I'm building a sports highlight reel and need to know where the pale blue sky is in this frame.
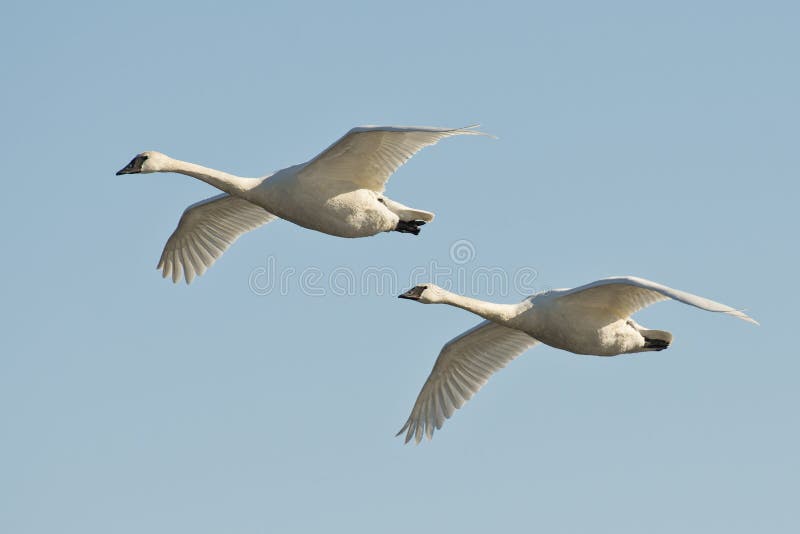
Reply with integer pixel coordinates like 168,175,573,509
1,1,798,533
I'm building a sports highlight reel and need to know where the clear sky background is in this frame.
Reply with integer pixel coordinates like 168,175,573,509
1,1,797,532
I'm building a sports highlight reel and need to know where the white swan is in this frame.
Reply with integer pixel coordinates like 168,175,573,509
116,125,489,283
396,276,757,443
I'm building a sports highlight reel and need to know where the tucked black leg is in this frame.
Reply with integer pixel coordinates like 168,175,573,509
644,337,670,351
394,220,426,235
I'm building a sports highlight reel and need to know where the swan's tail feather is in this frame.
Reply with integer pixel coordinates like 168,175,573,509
381,197,435,223
402,208,435,223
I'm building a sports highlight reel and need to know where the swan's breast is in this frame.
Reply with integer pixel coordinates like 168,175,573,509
525,305,640,356
252,183,396,238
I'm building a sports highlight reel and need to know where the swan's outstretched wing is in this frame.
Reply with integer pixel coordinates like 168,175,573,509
158,194,276,284
397,321,539,444
298,125,490,192
555,276,758,324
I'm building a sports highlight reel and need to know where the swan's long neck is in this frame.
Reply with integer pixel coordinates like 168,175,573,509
438,291,523,324
164,158,260,195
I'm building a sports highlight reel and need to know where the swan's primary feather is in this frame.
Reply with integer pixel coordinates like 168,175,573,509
298,125,490,192
397,320,539,444
158,194,276,284
556,276,758,324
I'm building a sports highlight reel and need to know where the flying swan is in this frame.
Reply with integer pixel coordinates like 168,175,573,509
395,276,757,443
116,125,489,283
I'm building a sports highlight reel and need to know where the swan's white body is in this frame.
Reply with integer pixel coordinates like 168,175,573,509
396,276,757,443
117,125,489,283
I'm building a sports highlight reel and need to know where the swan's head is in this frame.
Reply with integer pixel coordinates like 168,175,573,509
398,284,447,304
116,151,171,175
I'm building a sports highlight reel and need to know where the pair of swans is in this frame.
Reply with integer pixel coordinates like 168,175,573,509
118,125,757,444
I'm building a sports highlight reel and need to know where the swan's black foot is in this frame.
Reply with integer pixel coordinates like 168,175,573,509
644,338,670,351
394,220,426,235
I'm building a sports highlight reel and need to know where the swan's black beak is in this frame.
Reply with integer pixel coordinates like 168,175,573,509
398,286,425,300
116,155,148,175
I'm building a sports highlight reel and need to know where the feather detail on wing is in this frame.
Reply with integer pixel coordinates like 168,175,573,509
158,194,276,284
298,125,491,192
556,276,758,324
397,321,539,444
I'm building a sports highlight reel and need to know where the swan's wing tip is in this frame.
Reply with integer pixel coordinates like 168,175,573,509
730,310,759,325
458,124,496,138
395,421,425,445
395,423,412,444
709,305,758,325
156,259,176,281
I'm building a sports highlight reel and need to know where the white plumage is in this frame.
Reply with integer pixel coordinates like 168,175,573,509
117,125,489,283
397,321,539,444
397,276,757,443
157,194,277,284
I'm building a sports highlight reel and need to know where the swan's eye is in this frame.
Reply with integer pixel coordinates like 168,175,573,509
128,155,148,170
116,155,149,175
